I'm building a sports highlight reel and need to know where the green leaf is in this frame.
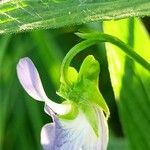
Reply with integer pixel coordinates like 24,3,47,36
103,18,150,150
0,0,150,34
108,134,128,150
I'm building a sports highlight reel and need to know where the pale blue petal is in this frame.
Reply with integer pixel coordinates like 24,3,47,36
41,105,90,150
41,123,55,150
42,105,108,150
54,116,85,150
17,57,48,101
17,57,71,115
41,117,85,150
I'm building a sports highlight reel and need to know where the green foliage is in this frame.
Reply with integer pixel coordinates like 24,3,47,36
0,1,150,148
103,18,150,150
0,0,150,34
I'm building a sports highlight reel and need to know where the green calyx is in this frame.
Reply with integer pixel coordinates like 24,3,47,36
57,55,109,136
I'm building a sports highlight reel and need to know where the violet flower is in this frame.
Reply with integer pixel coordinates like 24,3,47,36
17,55,109,150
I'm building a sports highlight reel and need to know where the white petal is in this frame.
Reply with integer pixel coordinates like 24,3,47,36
41,104,108,150
96,109,109,150
17,57,71,115
41,110,90,150
82,108,108,150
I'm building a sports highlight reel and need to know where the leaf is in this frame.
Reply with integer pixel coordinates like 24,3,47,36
108,134,128,150
103,18,150,150
0,0,150,34
0,35,10,67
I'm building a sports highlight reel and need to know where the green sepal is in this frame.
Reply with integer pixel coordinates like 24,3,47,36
60,66,78,84
57,67,79,120
80,103,99,136
77,55,110,118
57,66,78,100
78,55,100,83
58,55,109,135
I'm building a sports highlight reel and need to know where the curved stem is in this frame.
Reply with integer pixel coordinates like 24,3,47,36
61,32,150,85
61,39,97,85
97,33,150,72
76,32,150,71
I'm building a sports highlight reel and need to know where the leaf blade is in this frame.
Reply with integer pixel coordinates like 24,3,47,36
0,0,150,34
103,18,150,150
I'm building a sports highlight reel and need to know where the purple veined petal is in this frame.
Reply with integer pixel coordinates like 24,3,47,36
43,104,108,150
41,105,93,150
17,57,71,115
82,107,108,150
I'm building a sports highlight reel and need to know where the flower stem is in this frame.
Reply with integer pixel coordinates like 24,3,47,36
61,32,150,85
97,33,150,72
61,40,97,85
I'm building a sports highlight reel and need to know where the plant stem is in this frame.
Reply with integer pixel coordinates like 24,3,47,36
61,33,150,85
61,40,97,85
98,33,150,72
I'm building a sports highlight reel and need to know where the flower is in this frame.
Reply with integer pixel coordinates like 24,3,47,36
16,55,109,150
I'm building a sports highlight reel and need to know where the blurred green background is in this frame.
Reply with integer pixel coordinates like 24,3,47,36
0,18,149,150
